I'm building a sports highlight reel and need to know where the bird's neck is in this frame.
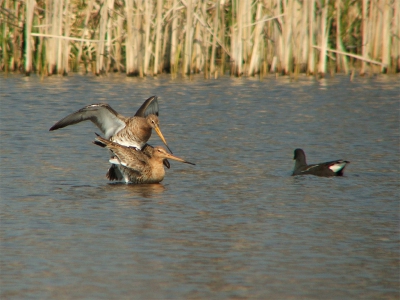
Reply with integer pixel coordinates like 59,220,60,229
294,159,307,170
127,118,152,144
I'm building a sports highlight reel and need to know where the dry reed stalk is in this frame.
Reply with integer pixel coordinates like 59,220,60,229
8,0,20,71
242,0,251,69
299,0,309,72
313,46,387,67
381,0,391,72
115,14,124,72
3,1,14,72
96,1,108,75
170,0,179,75
76,0,95,72
44,0,50,72
366,0,375,73
191,2,201,73
37,26,45,74
219,0,226,75
291,0,303,75
231,0,243,76
25,0,35,75
336,0,349,74
360,0,369,75
317,2,329,76
154,0,163,75
307,0,316,74
46,0,58,74
248,2,262,76
393,0,400,71
193,14,202,73
106,0,115,72
201,0,209,75
371,0,382,63
59,0,71,75
97,0,115,74
270,1,281,73
136,0,144,77
237,0,244,76
210,2,219,76
203,1,211,79
143,0,152,75
229,1,236,75
2,0,9,72
125,0,135,75
183,0,193,75
30,33,101,43
282,0,294,75
56,0,64,74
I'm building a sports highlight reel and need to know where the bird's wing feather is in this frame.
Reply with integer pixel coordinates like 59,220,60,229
326,160,348,172
134,96,159,117
302,160,348,173
302,164,319,172
49,104,126,139
110,147,148,173
94,135,151,174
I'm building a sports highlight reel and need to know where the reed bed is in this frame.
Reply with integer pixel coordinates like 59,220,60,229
1,0,399,77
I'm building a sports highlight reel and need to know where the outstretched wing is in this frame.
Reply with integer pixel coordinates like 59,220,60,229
134,96,159,117
49,104,126,139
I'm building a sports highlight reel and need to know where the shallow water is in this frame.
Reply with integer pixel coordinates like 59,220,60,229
1,73,399,299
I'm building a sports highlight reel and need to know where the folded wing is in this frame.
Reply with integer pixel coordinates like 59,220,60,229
94,134,148,173
327,160,349,173
111,148,147,173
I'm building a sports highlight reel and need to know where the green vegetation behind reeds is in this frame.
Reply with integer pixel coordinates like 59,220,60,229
1,0,399,77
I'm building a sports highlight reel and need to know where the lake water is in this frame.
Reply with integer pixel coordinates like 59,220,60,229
0,73,399,299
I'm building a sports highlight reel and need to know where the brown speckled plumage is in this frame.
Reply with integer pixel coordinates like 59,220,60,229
93,135,195,184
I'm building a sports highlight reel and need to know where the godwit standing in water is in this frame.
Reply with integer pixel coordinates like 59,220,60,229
292,148,350,176
93,134,195,184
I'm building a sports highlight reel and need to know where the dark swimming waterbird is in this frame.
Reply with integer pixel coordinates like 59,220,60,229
49,96,172,152
93,134,195,184
292,148,350,177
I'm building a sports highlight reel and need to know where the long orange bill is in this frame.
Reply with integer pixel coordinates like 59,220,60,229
154,126,173,154
164,153,195,166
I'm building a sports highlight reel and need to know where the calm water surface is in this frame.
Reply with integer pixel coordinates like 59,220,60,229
0,73,399,299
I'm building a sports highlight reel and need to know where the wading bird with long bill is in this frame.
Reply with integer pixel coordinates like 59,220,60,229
93,134,195,184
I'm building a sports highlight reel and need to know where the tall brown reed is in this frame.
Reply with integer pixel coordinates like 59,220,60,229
1,0,399,76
